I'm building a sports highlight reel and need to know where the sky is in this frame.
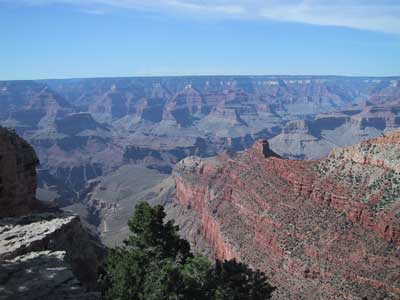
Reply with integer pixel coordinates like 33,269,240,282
1,0,400,80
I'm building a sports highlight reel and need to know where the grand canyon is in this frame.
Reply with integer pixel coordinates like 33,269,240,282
3,0,400,298
1,76,400,299
1,76,400,237
172,133,400,299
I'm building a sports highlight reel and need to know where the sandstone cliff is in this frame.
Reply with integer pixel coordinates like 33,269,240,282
173,134,400,300
0,127,105,300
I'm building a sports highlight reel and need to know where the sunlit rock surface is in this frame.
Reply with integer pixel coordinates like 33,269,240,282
173,131,400,300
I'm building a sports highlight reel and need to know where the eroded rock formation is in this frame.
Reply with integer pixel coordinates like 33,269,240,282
173,132,400,300
0,127,105,300
1,76,399,243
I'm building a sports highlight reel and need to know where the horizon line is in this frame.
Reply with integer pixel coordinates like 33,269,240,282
2,74,400,82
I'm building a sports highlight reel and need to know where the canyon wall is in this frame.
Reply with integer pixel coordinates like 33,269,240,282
173,134,400,300
1,77,399,244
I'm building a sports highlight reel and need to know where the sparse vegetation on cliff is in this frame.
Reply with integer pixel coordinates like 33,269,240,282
100,202,275,300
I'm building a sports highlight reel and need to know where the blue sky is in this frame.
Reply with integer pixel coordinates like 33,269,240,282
1,0,399,80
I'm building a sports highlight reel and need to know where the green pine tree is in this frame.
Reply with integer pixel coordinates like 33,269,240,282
100,202,275,300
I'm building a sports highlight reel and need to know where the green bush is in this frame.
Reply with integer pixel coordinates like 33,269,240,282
100,202,275,300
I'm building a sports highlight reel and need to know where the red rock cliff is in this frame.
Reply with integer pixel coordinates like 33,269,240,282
173,133,400,300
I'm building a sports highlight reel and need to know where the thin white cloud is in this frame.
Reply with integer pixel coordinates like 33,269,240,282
166,1,245,15
81,9,105,15
6,0,400,33
260,0,400,34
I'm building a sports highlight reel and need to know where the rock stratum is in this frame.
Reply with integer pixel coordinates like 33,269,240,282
0,127,105,300
1,76,400,245
172,132,400,300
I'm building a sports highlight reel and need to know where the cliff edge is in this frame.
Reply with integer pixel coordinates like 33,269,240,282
0,127,105,300
173,131,400,300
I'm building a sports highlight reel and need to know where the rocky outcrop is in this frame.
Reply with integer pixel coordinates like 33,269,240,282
0,127,105,300
0,251,100,300
173,132,400,300
250,139,281,159
269,119,334,160
0,127,40,217
0,213,105,293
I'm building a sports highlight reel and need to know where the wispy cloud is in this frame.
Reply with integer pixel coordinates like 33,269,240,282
7,0,400,33
81,8,105,15
260,0,400,34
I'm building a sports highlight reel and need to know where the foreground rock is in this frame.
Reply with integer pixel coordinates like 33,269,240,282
0,127,105,300
172,133,400,300
0,251,99,300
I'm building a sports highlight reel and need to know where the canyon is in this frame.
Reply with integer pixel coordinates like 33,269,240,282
1,75,400,299
0,76,400,244
172,131,400,300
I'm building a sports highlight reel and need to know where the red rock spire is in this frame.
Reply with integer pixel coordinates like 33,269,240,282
251,139,281,159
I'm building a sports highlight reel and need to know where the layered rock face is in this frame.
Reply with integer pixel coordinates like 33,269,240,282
269,119,335,160
270,99,400,160
0,127,105,300
173,133,400,300
2,76,399,245
0,213,105,299
3,77,396,199
269,80,400,160
0,81,72,132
